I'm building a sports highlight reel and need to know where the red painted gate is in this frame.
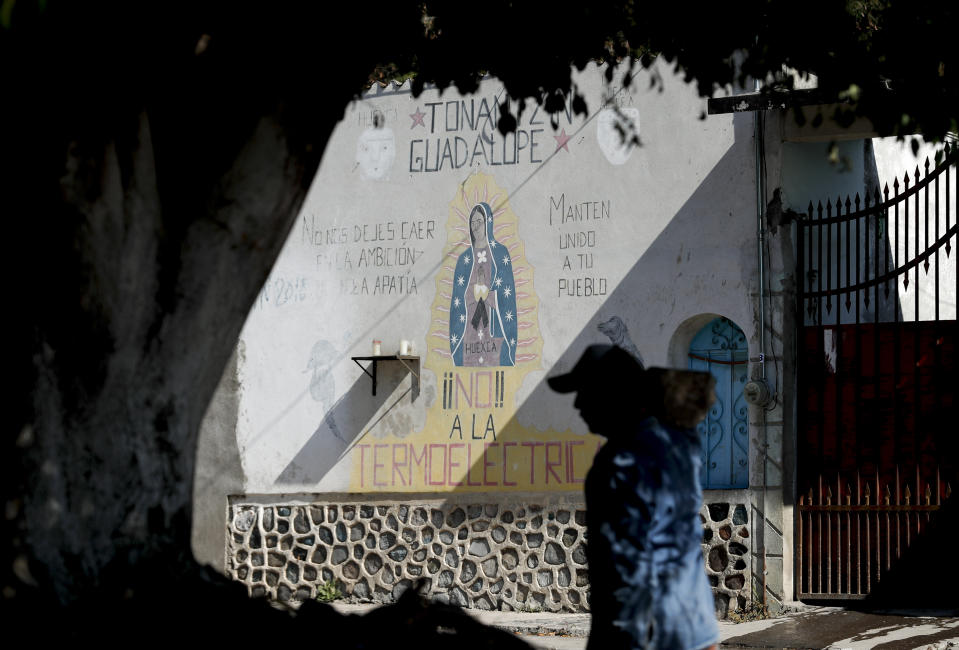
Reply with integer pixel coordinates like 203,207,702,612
795,144,957,599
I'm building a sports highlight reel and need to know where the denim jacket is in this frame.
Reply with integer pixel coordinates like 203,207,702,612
585,416,719,650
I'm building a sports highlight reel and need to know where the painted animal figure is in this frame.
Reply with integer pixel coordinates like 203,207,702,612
598,315,645,368
306,339,337,408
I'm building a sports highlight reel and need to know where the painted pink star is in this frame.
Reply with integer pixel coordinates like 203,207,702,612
553,128,571,152
410,108,426,129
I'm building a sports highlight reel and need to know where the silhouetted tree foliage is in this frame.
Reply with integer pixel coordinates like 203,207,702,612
1,0,954,640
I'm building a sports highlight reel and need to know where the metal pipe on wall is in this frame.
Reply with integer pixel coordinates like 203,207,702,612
754,100,769,608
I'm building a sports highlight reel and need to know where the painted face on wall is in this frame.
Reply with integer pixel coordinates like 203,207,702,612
356,126,396,180
596,108,640,166
470,208,486,244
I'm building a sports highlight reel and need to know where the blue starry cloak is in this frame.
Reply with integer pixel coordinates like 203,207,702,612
449,202,518,366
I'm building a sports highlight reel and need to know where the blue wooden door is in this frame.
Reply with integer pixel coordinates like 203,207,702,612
688,317,748,488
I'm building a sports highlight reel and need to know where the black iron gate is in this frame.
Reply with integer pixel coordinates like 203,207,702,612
795,143,957,599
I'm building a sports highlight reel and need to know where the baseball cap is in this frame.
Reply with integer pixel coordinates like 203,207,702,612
548,344,716,429
546,344,642,393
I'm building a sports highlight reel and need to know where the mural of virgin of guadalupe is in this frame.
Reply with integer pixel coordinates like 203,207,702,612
449,202,518,366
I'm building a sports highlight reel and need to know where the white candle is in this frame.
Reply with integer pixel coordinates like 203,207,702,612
399,340,409,355
372,340,381,356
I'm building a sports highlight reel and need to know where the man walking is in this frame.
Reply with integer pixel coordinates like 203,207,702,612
548,345,719,650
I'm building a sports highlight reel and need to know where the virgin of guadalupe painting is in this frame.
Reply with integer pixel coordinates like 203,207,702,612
449,202,518,366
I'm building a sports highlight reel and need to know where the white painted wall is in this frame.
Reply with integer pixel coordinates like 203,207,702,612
232,61,763,497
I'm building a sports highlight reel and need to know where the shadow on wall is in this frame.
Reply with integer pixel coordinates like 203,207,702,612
438,110,758,493
274,110,760,493
275,362,417,485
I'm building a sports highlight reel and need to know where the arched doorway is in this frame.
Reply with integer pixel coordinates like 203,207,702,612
688,316,748,489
